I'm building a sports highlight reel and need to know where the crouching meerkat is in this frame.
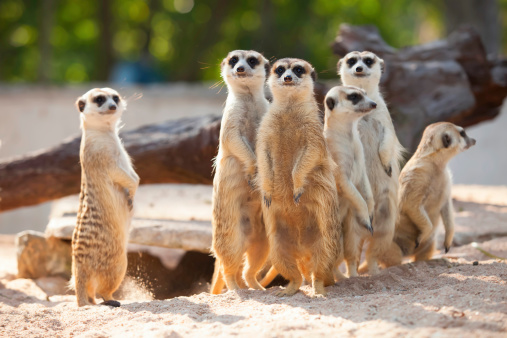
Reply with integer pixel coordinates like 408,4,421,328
323,86,376,277
338,51,404,275
210,50,271,294
380,122,476,266
256,58,342,297
72,88,139,307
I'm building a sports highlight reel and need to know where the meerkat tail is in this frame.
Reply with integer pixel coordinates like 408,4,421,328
260,265,279,287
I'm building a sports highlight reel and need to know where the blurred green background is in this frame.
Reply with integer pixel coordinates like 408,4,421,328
1,0,505,83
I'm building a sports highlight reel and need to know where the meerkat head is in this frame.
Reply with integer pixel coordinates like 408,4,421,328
324,86,377,122
76,88,126,130
419,122,476,159
338,51,384,88
268,58,316,99
221,50,270,91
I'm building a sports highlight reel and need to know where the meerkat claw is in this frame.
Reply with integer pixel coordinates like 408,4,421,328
415,239,420,249
385,165,392,177
444,245,450,253
294,192,302,204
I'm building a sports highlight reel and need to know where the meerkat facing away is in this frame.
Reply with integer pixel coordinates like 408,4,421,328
210,50,271,294
380,122,476,266
256,58,342,297
71,88,139,307
338,51,404,275
323,86,376,277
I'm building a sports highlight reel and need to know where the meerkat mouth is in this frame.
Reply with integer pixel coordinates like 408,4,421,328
100,110,117,115
354,73,369,77
281,82,297,86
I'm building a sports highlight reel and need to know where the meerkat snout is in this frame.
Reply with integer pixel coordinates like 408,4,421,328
284,74,292,83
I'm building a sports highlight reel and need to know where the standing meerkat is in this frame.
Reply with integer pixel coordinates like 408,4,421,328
257,58,342,297
380,122,476,266
338,51,404,275
323,86,376,277
72,88,139,307
210,50,271,294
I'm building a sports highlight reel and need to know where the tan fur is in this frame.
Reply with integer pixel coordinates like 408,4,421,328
380,122,476,266
338,51,404,275
323,86,376,277
211,50,271,294
256,58,342,297
71,88,139,307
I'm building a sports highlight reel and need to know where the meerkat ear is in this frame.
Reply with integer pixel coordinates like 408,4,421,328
337,59,343,75
325,97,336,111
378,57,385,74
311,69,317,82
264,58,271,79
442,133,452,148
76,97,86,112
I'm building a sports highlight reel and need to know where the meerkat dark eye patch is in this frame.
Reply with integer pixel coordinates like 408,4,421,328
292,65,306,78
346,93,362,105
442,133,452,148
326,97,336,111
247,57,259,68
275,66,285,77
113,95,120,104
347,58,357,67
460,130,466,137
93,95,106,107
77,99,86,112
229,56,239,66
363,57,375,67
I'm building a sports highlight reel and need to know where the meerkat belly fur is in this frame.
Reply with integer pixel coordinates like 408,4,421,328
323,86,377,277
256,58,342,297
72,88,139,307
338,51,404,274
380,122,476,265
210,50,271,294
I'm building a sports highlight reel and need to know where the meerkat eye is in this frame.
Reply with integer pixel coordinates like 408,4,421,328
347,93,362,104
113,95,120,104
364,58,374,66
460,130,466,137
347,58,357,67
293,66,305,77
229,56,239,66
247,57,258,67
94,95,105,105
275,66,285,75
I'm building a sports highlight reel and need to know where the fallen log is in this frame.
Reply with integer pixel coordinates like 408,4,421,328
0,115,221,212
332,24,507,151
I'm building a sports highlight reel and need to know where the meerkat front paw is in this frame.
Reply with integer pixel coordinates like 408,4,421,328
262,192,272,208
384,164,392,177
293,187,304,205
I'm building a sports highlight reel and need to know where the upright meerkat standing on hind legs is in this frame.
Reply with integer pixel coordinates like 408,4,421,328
210,50,271,294
72,88,140,307
338,51,404,275
323,86,376,277
380,122,476,266
257,58,342,297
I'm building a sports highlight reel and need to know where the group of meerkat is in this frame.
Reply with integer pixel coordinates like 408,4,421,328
211,50,476,297
67,49,476,306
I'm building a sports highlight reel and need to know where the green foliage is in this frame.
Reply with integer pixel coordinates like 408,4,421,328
0,0,502,83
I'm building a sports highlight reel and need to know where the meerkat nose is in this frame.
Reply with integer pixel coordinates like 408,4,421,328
236,66,245,73
356,66,363,73
371,102,377,109
284,75,292,82
109,104,117,110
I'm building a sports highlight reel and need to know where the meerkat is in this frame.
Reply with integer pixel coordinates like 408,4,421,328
323,86,377,277
256,58,342,297
210,50,271,294
71,88,139,307
379,122,476,266
338,51,404,275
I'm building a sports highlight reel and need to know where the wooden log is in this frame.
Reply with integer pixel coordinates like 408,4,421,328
0,115,221,212
332,24,507,151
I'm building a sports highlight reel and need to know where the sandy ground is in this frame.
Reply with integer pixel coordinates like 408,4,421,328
1,187,506,337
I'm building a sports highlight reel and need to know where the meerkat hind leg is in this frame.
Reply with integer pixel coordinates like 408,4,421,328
244,239,269,290
413,239,436,262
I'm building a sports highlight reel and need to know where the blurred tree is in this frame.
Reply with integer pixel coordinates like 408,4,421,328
0,0,504,83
